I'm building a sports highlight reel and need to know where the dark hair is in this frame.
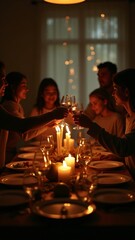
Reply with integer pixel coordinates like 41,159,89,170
89,87,115,111
97,61,117,75
1,71,26,101
113,68,135,111
0,61,5,72
34,78,60,111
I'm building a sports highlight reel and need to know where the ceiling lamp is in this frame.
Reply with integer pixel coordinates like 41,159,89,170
43,0,85,4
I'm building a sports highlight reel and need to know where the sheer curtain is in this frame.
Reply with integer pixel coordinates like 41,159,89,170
39,1,129,108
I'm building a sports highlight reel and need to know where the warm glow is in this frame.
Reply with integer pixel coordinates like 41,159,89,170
65,125,71,134
63,160,67,167
43,0,85,4
55,125,60,132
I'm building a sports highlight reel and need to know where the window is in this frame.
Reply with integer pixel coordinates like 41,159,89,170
40,2,129,108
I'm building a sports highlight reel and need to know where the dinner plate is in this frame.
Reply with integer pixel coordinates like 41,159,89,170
32,198,96,219
89,160,124,170
0,173,37,186
97,173,131,186
93,188,135,205
6,161,33,172
17,152,36,160
0,190,29,207
19,146,39,152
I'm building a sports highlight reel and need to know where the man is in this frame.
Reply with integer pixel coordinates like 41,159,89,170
84,61,124,119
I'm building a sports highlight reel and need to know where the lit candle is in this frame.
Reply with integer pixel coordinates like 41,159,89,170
64,125,71,152
69,138,74,150
56,126,61,155
60,123,64,148
58,160,71,182
65,154,75,175
64,138,75,151
66,132,70,150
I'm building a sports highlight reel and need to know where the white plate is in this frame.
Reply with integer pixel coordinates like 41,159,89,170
89,160,124,170
6,161,33,171
32,198,96,219
93,188,135,205
19,146,39,152
17,152,35,160
0,190,29,207
0,173,37,186
97,173,131,186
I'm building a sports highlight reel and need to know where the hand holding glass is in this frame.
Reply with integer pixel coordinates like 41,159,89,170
72,102,84,130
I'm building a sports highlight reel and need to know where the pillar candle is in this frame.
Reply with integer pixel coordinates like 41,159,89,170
65,154,75,175
64,138,75,151
60,124,64,148
58,160,71,182
65,132,70,151
56,126,62,155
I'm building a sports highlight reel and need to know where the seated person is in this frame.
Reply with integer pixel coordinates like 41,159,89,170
0,72,68,164
30,78,60,143
30,78,74,143
89,87,125,137
73,68,135,180
84,61,125,120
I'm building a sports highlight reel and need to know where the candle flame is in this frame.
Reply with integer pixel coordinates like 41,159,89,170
61,122,64,128
63,160,67,167
66,125,71,134
56,125,60,132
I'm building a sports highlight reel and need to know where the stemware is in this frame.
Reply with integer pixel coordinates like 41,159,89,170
72,102,84,130
75,172,97,205
33,147,51,193
77,138,93,173
60,94,75,126
40,135,55,155
61,94,73,110
23,168,41,209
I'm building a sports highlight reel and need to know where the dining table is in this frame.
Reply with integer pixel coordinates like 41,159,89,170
0,143,135,240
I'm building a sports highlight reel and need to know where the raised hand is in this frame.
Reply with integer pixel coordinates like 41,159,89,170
73,113,92,129
52,106,68,120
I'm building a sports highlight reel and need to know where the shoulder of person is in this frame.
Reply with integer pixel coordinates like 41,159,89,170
29,107,39,116
2,100,18,111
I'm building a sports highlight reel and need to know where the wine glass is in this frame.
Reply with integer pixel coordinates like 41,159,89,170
33,148,51,193
60,94,74,126
61,95,73,109
72,102,84,130
23,168,41,209
78,138,93,173
40,135,55,155
75,137,93,172
75,172,97,205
